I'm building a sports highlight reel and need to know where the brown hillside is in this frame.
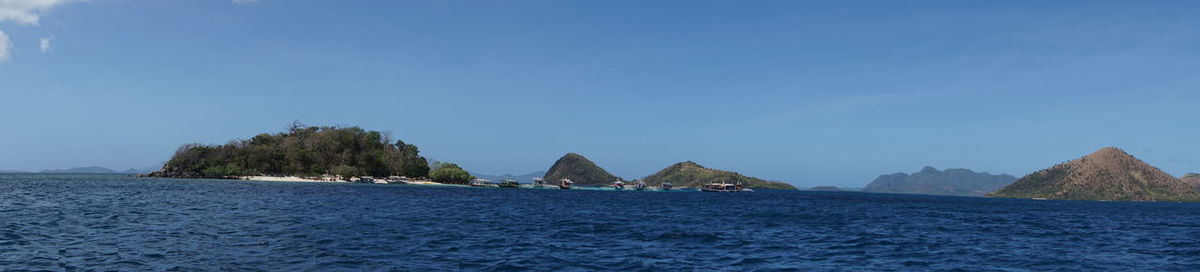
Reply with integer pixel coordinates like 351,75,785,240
990,147,1197,201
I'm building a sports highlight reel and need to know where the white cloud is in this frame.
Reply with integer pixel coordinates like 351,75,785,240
232,0,258,4
0,0,75,62
0,0,71,25
38,36,48,52
0,29,10,62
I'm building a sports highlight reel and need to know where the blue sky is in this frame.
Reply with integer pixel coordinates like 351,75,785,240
1,1,1198,187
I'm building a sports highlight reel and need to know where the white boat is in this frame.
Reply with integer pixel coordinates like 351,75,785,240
701,182,751,192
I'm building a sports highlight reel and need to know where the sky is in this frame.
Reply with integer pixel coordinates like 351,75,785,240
1,0,1199,187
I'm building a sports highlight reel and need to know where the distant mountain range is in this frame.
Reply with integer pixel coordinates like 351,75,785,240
989,147,1198,202
470,171,546,183
642,161,796,190
864,166,1016,196
0,165,161,174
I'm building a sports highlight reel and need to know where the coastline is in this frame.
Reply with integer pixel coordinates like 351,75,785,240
239,176,340,183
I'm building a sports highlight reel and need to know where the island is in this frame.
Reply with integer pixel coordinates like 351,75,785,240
863,166,1016,196
988,147,1199,202
541,153,624,186
144,124,466,182
641,161,796,190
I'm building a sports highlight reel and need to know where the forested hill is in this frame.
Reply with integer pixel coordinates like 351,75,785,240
148,124,430,179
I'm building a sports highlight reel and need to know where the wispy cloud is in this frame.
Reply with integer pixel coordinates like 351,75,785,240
38,36,48,52
0,0,72,25
232,0,259,4
0,29,10,62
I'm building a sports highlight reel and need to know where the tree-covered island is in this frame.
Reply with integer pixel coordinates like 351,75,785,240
146,123,476,182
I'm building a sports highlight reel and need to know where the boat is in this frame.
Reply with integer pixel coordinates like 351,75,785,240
532,177,557,188
701,182,752,192
355,176,375,184
499,179,520,188
470,178,495,187
558,178,574,189
611,180,625,190
633,180,648,191
661,182,673,191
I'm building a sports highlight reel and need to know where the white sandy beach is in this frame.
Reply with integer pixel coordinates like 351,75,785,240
240,176,341,183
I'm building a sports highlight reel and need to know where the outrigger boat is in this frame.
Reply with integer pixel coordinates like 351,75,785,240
498,179,520,188
558,178,574,189
470,178,495,187
611,180,625,190
532,178,557,188
701,182,753,192
633,180,648,191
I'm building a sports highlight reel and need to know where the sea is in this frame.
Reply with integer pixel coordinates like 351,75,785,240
2,174,1199,271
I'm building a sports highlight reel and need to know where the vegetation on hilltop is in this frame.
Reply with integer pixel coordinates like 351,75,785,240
149,123,430,179
541,153,622,186
641,161,796,190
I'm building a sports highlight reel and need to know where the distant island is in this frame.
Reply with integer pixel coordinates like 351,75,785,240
146,124,437,181
642,161,796,190
863,166,1016,196
989,147,1199,202
0,165,160,174
470,171,546,183
807,186,847,191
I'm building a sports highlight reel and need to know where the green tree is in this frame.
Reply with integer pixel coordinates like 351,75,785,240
429,163,473,184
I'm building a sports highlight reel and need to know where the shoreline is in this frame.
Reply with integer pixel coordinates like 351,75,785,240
239,176,340,183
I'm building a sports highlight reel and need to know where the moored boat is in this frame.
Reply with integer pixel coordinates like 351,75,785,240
611,180,625,190
499,179,520,188
661,182,673,191
559,178,574,189
701,182,751,192
633,180,648,191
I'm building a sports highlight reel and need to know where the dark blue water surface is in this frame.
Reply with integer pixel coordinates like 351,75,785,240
3,174,1200,271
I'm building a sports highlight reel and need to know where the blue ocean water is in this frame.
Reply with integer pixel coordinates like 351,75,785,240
1,174,1199,271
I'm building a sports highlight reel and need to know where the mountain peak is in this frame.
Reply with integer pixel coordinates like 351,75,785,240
919,166,940,173
1084,147,1132,160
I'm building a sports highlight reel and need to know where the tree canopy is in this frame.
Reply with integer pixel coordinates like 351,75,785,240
429,163,473,184
151,123,430,179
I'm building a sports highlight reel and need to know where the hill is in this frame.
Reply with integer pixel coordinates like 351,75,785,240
541,153,622,186
808,186,845,191
41,166,119,174
641,161,796,190
863,166,1016,196
989,147,1198,201
471,171,546,183
148,124,430,179
1183,173,1200,191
